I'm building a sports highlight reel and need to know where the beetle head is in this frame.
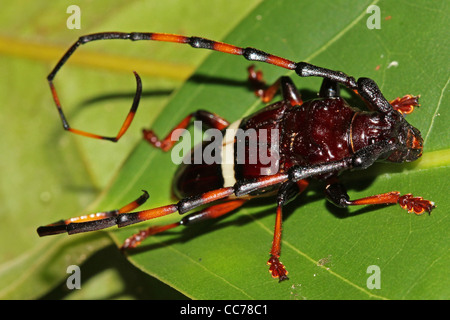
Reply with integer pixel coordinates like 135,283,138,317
386,115,423,163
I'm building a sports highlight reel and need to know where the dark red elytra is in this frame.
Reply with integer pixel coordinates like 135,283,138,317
38,32,435,282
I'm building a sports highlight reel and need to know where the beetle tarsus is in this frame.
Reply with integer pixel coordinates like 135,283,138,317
389,94,420,115
268,255,289,282
397,194,436,215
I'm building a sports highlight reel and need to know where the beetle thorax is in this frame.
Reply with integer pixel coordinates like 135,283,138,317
349,111,395,154
280,97,357,168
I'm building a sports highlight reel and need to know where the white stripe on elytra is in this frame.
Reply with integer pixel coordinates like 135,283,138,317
221,119,242,187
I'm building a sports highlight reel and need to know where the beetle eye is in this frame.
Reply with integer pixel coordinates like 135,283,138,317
404,127,423,161
406,128,423,150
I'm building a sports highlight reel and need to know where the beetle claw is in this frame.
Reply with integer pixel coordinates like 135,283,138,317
389,94,420,115
268,255,289,282
397,194,436,215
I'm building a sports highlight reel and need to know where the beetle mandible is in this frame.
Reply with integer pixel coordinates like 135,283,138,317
37,32,435,281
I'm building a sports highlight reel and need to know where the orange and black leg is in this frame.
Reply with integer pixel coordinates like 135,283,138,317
121,199,247,249
268,179,309,282
247,65,303,106
142,109,229,151
325,180,435,215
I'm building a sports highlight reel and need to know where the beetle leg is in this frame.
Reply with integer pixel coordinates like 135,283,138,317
325,181,435,215
143,109,230,151
121,199,247,250
247,64,266,94
347,192,435,215
389,94,420,115
268,180,309,282
247,66,302,106
319,78,341,98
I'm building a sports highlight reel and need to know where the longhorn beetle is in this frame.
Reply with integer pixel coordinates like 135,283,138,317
37,32,435,281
